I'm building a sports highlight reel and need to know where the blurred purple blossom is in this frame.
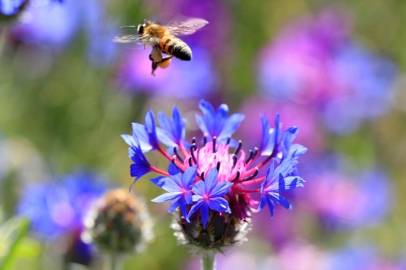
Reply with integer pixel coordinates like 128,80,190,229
116,45,216,98
17,170,109,241
299,154,392,229
258,8,397,134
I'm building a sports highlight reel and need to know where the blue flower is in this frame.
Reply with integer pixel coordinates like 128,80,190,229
0,0,27,16
17,170,108,241
151,164,197,222
257,158,305,218
195,100,245,143
188,168,233,229
156,106,186,149
121,135,151,186
130,110,160,153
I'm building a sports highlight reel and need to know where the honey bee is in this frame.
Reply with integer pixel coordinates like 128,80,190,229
114,18,208,75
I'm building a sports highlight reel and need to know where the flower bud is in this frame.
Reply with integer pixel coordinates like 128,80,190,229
83,189,153,254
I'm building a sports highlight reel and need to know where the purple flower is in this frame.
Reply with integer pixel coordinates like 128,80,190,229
151,164,197,221
258,157,305,218
157,106,186,149
17,170,108,241
188,168,233,229
196,100,245,143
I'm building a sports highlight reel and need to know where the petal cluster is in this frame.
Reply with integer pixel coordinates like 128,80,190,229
122,100,306,227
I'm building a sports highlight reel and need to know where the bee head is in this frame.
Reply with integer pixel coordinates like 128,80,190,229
137,19,151,36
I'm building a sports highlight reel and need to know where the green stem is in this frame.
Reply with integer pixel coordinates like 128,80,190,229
110,253,117,270
201,253,216,270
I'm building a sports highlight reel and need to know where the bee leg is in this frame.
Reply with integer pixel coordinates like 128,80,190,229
151,61,159,76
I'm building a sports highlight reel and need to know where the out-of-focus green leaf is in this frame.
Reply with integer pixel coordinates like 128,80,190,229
0,216,30,270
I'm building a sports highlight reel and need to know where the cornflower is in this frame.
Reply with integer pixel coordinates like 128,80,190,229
123,100,307,270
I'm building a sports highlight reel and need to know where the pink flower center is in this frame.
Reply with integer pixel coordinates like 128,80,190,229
184,143,247,183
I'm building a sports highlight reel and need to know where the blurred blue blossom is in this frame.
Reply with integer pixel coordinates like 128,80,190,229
17,170,108,241
0,0,27,17
258,8,398,134
9,0,117,64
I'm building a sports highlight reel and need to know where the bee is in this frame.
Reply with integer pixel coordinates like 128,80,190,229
114,18,208,75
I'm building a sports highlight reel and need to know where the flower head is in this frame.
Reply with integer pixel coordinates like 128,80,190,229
83,189,153,254
122,100,306,249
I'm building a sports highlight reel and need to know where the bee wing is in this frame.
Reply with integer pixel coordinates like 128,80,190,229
165,18,208,36
113,34,140,43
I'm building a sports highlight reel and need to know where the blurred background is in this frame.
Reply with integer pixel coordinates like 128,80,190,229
0,0,405,269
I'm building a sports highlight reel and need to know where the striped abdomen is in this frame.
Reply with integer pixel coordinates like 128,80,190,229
158,35,192,61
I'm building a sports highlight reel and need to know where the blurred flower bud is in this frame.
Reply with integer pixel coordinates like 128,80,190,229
83,189,153,254
172,210,251,253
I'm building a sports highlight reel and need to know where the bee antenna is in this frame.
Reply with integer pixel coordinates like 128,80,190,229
120,25,137,29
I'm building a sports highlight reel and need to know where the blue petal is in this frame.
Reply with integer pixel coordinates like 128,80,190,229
279,175,305,191
172,106,185,142
192,181,205,196
188,200,203,219
257,195,268,212
200,203,209,229
269,193,292,210
168,162,182,176
218,113,245,141
260,114,275,156
151,192,182,203
178,198,190,222
121,134,136,146
184,192,193,204
196,114,209,135
199,100,216,117
157,128,177,148
288,144,308,159
192,194,203,201
208,197,231,213
266,196,275,217
132,123,153,152
144,110,160,149
273,156,298,179
204,168,219,194
281,127,299,159
210,181,233,197
168,197,181,213
182,166,197,188
130,163,150,179
161,178,184,193
150,176,167,188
